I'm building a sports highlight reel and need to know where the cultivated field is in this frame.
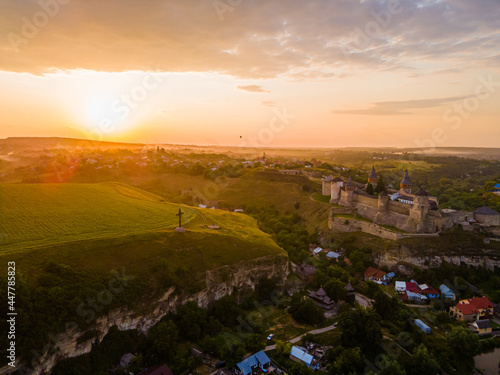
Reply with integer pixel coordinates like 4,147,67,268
0,182,197,252
0,182,286,283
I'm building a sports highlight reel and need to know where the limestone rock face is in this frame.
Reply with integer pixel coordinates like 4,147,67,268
13,255,288,375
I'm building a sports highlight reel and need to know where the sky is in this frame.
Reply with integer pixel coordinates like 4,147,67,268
0,0,499,148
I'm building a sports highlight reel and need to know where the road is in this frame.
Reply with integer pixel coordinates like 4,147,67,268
355,292,373,308
264,324,337,351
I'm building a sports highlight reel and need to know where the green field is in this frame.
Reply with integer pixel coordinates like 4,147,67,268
0,182,287,281
0,182,198,252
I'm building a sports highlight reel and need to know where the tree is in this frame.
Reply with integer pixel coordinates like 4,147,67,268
275,340,293,356
331,347,364,375
447,326,479,357
175,301,207,341
373,291,399,320
289,296,324,325
213,295,241,326
245,333,265,353
147,320,179,361
376,174,386,193
407,344,439,375
324,279,347,302
377,355,406,375
366,183,375,196
337,307,382,350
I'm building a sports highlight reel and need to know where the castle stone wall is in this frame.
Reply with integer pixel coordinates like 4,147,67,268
329,217,402,240
353,193,378,207
387,200,411,215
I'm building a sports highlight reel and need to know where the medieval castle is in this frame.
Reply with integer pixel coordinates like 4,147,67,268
323,167,500,235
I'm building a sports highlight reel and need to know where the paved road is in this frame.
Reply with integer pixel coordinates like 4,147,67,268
355,293,373,308
264,324,337,351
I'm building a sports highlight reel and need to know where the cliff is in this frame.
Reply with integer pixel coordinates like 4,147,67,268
5,254,288,375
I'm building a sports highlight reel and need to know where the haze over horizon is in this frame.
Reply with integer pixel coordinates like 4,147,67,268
1,0,499,148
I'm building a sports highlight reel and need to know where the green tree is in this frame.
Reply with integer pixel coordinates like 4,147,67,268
407,344,439,375
324,279,347,302
376,174,386,193
331,347,364,375
214,295,241,326
289,296,324,325
447,326,480,357
378,355,406,375
147,320,179,362
275,340,293,356
366,183,375,195
338,307,382,350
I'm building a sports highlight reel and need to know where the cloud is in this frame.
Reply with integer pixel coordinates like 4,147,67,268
262,100,276,107
237,85,270,93
0,0,499,78
332,95,470,116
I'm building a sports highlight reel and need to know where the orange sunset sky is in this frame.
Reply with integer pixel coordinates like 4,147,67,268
0,0,499,148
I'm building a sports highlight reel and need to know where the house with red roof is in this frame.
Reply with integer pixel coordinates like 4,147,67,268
450,296,494,322
364,267,388,285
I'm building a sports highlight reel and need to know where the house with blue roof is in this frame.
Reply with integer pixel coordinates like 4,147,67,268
235,351,271,375
290,346,319,370
439,284,456,300
326,251,340,259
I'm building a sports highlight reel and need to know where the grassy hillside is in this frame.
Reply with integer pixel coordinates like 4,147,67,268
0,182,287,364
0,182,197,253
0,182,286,279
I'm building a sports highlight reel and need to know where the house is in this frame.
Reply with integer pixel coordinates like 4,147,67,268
120,353,135,368
403,291,428,303
296,264,317,283
309,287,336,310
290,346,319,370
364,267,388,285
414,319,431,334
439,284,456,300
395,281,406,293
139,364,173,375
419,285,440,299
450,297,494,322
312,247,323,256
235,351,271,375
405,282,420,293
326,251,340,260
471,320,493,335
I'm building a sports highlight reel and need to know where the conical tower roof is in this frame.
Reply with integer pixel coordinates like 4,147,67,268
346,175,355,188
369,166,378,180
415,187,428,196
401,169,412,185
345,281,354,292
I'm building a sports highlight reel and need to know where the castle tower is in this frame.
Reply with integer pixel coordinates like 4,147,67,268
368,166,378,184
330,177,344,204
378,191,389,212
344,175,355,205
412,187,430,232
345,175,356,191
322,175,333,196
400,169,412,194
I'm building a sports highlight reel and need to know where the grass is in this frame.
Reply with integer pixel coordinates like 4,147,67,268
312,193,331,203
0,182,287,286
0,182,197,253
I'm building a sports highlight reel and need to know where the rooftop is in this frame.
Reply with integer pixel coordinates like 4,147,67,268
401,169,412,186
473,206,500,216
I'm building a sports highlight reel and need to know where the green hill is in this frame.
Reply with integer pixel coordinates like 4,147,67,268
0,182,286,280
0,182,287,364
